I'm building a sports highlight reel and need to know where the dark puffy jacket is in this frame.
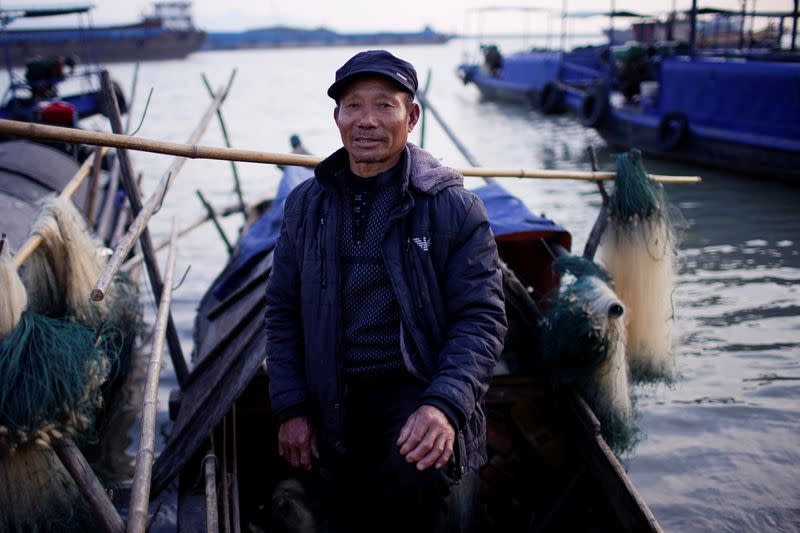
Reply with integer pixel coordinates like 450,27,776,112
265,143,507,475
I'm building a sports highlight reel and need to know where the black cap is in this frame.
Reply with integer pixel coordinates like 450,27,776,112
327,50,418,100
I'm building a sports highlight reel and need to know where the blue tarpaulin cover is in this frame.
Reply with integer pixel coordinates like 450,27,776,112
472,180,568,238
213,165,313,297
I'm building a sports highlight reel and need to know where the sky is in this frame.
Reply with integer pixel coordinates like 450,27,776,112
7,0,796,33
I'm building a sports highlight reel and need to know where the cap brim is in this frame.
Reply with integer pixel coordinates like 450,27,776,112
327,70,414,100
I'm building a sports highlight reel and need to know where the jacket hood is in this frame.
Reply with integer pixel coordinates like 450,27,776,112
315,143,463,195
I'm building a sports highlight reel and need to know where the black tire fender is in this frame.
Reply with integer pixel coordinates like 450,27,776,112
539,82,564,115
579,83,610,127
657,112,688,151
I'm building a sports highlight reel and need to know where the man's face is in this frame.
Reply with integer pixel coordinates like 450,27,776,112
334,76,420,176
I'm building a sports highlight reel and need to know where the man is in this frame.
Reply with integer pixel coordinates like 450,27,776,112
265,50,507,531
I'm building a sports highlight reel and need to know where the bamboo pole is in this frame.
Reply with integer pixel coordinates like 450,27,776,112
99,71,190,388
221,415,231,533
416,88,486,172
418,69,432,149
85,146,104,227
126,216,180,533
91,80,229,304
53,438,125,533
204,453,220,533
196,190,234,255
582,146,610,260
95,161,121,244
201,71,247,226
13,146,109,269
230,404,241,533
0,118,702,184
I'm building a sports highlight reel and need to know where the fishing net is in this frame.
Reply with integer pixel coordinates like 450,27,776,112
0,446,100,533
0,195,141,455
539,256,638,455
539,258,619,384
24,196,111,328
598,149,676,383
0,199,139,531
0,313,124,453
0,241,28,340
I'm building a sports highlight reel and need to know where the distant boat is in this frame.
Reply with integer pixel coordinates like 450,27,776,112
0,2,207,66
456,8,647,113
578,6,800,181
202,25,450,51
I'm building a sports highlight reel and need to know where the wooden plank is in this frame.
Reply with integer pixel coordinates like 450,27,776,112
151,313,266,496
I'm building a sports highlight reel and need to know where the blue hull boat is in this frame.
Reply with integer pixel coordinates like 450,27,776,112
586,56,800,181
458,46,610,114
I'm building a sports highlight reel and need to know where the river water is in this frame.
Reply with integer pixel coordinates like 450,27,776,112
21,40,799,531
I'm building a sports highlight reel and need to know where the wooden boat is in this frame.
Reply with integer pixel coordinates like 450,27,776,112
0,140,94,250
149,166,662,532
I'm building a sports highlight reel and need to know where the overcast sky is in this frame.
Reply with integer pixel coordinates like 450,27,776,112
8,0,796,33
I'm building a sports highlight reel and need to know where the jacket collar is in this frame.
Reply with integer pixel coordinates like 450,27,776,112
314,143,463,196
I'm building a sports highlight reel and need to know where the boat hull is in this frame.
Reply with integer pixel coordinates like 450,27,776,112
594,108,800,181
3,29,207,66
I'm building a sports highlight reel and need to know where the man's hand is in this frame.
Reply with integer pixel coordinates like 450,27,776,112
278,416,319,471
397,405,455,471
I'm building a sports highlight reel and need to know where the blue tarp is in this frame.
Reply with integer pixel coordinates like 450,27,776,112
212,165,313,298
213,169,567,298
472,180,568,238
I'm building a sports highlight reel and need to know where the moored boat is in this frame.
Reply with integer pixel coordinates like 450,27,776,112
578,5,800,181
456,8,650,114
585,54,800,181
0,2,206,67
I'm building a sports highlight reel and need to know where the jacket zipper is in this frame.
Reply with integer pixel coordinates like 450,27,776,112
406,237,424,310
319,216,327,288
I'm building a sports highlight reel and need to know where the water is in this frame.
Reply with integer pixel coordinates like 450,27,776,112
11,41,799,531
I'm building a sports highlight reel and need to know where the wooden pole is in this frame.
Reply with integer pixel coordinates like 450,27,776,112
201,70,247,227
196,190,234,255
418,69,432,149
415,89,486,171
0,119,701,184
221,415,231,533
13,146,109,269
123,62,141,134
96,161,121,245
689,0,698,57
98,71,191,388
230,404,241,533
126,216,180,533
204,453,220,533
85,146,104,227
53,438,125,533
582,146,610,260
